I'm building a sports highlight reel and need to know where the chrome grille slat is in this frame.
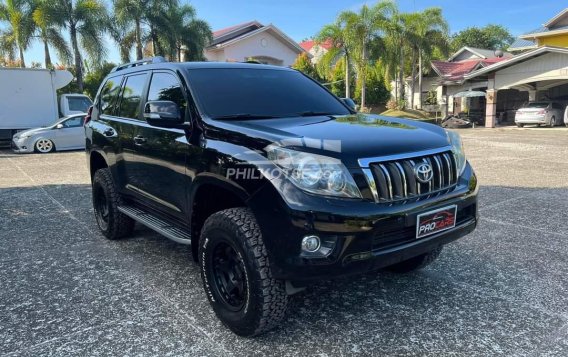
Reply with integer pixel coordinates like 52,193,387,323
379,164,393,200
366,150,458,204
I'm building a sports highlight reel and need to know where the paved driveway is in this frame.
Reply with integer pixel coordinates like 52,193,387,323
1,128,567,356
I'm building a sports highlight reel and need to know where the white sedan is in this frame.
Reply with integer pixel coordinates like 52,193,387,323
11,113,86,153
515,102,564,128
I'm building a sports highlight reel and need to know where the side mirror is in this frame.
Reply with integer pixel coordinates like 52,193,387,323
143,100,184,128
56,123,64,129
341,98,357,112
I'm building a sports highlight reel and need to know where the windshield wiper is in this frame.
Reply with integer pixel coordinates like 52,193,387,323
214,113,281,120
297,111,336,117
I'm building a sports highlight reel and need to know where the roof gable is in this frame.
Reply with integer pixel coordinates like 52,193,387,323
448,47,511,62
208,23,306,55
544,8,568,28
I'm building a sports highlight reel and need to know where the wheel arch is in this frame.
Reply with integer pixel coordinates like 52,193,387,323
188,175,252,261
89,150,109,181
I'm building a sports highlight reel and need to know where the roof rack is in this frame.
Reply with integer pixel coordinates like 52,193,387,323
111,56,167,72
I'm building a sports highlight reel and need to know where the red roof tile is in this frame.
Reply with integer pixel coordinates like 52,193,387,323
432,57,509,81
299,39,333,52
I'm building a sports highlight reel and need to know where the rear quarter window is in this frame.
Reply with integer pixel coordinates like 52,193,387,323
100,76,123,115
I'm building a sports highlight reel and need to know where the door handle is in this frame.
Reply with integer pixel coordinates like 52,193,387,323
133,135,147,145
103,128,116,137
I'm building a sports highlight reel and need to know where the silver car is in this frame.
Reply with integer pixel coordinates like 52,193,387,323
515,101,564,127
11,113,86,153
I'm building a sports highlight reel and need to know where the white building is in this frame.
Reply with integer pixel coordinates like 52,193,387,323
204,21,306,66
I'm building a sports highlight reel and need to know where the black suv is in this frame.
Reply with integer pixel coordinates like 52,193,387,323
85,57,478,336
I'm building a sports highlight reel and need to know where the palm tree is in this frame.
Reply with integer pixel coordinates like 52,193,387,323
414,8,448,109
113,0,176,60
0,29,17,63
0,0,35,68
348,1,395,109
315,15,357,99
43,0,109,92
32,0,72,68
108,19,136,63
158,3,212,62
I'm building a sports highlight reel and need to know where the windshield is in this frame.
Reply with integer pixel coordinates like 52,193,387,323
525,102,549,109
186,68,351,119
68,96,93,112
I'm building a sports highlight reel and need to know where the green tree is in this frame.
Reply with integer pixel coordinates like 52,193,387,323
0,0,35,67
451,25,513,52
32,0,72,68
291,52,319,80
315,16,356,98
347,1,395,109
42,0,109,92
83,62,117,98
113,0,176,60
355,61,390,106
411,8,448,109
158,3,212,62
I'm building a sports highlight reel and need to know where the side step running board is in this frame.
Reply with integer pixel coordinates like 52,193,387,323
118,205,191,245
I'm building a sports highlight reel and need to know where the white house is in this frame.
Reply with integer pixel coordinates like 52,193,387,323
299,39,333,64
203,21,306,66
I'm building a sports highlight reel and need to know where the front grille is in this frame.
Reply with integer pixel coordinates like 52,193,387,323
367,150,458,203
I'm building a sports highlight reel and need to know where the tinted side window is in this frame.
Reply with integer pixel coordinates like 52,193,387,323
62,116,83,128
100,77,122,115
118,74,147,119
147,72,187,112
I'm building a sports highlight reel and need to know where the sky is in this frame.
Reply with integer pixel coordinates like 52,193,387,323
14,0,567,66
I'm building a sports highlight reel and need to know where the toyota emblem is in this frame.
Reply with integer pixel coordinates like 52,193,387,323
414,162,433,183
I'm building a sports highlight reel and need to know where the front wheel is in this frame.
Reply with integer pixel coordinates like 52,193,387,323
92,168,134,239
199,208,288,337
549,116,556,128
516,123,524,128
386,247,443,273
35,138,55,153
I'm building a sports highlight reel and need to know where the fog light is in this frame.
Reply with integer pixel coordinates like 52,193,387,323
301,235,321,252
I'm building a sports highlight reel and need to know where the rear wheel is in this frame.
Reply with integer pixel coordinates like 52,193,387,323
199,208,288,337
92,168,134,239
516,123,524,128
386,247,443,273
35,139,55,153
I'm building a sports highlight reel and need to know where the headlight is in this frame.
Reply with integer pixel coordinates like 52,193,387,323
446,130,466,175
266,146,362,198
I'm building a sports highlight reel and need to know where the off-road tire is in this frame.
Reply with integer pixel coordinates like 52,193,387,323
386,246,443,273
92,168,135,240
199,207,288,337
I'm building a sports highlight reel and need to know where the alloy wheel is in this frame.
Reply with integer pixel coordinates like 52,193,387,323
36,139,53,153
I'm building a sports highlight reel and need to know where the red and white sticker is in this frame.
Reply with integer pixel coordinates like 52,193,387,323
416,205,457,238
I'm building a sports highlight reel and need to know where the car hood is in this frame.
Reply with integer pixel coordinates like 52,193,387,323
208,114,451,168
14,127,50,139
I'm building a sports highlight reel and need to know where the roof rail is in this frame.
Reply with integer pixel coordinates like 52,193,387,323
111,56,167,72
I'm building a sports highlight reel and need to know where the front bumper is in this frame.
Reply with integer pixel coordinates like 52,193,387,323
11,138,34,153
249,164,478,282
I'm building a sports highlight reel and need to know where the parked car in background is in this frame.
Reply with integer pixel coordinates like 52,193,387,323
515,101,564,127
11,113,87,153
564,105,568,127
0,68,91,147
